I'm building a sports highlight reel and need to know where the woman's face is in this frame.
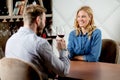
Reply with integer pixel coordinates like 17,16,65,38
77,10,90,28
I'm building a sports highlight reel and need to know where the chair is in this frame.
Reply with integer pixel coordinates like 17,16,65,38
0,57,42,80
0,48,4,59
99,39,119,63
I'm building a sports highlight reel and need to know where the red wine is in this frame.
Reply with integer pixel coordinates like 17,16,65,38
50,35,57,39
58,35,64,38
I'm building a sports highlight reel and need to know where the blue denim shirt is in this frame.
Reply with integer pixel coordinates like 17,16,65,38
67,28,102,62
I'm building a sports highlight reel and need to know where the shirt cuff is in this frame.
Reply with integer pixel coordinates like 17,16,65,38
59,49,68,58
83,55,86,61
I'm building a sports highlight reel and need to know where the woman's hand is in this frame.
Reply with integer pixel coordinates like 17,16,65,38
74,56,85,61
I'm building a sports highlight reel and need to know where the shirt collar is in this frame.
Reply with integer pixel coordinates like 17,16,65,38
18,27,35,34
79,31,88,36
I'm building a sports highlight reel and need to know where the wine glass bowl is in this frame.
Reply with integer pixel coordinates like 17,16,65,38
57,33,64,38
56,26,65,38
50,25,57,39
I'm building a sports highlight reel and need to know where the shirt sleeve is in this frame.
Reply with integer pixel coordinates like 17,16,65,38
83,29,102,62
67,31,75,59
37,40,70,77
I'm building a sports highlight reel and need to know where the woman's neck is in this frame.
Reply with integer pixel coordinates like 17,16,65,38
81,27,87,35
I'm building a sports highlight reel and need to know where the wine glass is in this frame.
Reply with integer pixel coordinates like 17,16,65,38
50,25,57,39
56,26,65,38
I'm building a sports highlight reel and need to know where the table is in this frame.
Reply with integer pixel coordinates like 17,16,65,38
66,61,120,80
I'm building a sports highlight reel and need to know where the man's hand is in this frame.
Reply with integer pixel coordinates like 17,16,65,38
56,36,66,51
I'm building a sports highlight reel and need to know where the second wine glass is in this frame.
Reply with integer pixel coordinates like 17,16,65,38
56,26,65,38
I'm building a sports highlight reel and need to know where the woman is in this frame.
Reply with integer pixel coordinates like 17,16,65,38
67,6,102,62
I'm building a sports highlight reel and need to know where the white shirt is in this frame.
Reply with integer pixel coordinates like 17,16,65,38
5,27,70,79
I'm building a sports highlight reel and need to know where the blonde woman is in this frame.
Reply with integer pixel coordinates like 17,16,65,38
67,6,102,62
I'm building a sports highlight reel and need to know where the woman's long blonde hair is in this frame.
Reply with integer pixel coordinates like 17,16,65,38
74,6,96,37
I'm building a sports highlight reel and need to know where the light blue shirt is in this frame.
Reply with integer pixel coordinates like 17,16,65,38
5,27,70,79
67,28,102,62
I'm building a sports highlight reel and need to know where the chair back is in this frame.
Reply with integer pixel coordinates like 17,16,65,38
99,39,119,63
0,48,4,59
0,57,42,80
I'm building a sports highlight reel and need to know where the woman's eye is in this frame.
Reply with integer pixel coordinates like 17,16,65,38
77,15,86,18
77,16,80,18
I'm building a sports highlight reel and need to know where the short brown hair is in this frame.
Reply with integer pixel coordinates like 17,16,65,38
23,4,46,25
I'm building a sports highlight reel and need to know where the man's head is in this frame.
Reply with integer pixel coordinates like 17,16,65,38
23,4,46,35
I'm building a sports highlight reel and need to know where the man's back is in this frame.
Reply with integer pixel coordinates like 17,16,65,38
5,27,70,79
6,27,40,61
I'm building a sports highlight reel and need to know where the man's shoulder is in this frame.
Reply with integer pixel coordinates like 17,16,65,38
35,36,48,45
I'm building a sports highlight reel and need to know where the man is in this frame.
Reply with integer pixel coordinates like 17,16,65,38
5,4,70,79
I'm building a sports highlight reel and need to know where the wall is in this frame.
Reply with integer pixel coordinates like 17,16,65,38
52,0,120,63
